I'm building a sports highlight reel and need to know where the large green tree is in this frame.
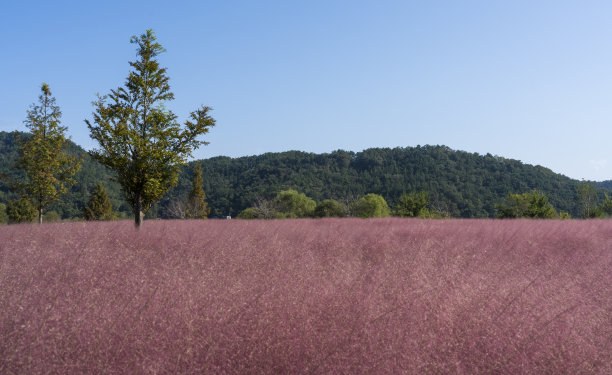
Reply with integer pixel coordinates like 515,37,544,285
86,30,215,227
185,165,210,219
15,83,81,224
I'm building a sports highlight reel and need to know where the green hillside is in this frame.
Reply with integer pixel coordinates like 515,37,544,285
1,131,608,219
185,147,592,218
595,180,612,190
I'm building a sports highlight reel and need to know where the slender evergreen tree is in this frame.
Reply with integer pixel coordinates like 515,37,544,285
15,83,81,224
86,30,215,227
185,165,210,219
83,183,114,221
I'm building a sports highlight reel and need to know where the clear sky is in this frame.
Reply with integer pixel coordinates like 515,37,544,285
1,0,611,181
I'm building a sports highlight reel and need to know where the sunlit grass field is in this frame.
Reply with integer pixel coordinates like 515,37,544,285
1,218,610,374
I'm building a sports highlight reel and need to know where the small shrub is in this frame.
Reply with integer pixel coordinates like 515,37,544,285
237,207,260,219
558,211,572,219
6,198,36,223
314,199,346,218
43,210,61,222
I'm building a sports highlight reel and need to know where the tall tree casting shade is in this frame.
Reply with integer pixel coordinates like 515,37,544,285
86,30,215,227
15,83,81,224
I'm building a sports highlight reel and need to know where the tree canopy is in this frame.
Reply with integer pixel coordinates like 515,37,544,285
86,30,215,227
496,190,558,219
6,198,36,224
83,183,114,221
353,193,390,218
274,189,316,218
393,191,429,217
314,199,346,218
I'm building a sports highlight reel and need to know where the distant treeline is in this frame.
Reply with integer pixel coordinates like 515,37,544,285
1,131,610,220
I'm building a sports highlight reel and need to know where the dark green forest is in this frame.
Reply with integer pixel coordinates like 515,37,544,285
1,131,609,219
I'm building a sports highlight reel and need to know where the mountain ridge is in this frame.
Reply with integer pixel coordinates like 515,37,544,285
1,131,609,219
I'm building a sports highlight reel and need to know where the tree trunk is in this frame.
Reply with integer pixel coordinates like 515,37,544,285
38,208,43,224
134,194,144,228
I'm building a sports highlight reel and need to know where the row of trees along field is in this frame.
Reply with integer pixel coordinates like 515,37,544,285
234,187,612,220
1,30,215,227
237,190,449,219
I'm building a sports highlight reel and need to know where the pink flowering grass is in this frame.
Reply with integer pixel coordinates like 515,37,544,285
0,218,610,374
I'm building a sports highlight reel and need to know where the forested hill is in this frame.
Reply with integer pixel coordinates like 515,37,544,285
595,180,612,190
0,131,607,219
190,147,589,218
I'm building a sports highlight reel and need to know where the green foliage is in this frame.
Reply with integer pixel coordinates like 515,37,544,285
185,165,210,219
14,83,81,224
0,203,7,224
43,210,61,222
83,183,114,221
274,189,316,218
393,191,429,217
497,194,528,218
237,207,259,219
7,198,36,223
497,190,557,219
591,193,612,218
237,189,316,219
576,181,599,218
177,146,586,218
314,199,346,218
353,193,390,218
600,194,612,216
86,30,215,227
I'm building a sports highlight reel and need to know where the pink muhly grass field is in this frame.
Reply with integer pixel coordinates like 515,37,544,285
0,218,610,374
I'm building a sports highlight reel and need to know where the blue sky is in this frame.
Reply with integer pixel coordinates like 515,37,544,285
1,0,611,181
